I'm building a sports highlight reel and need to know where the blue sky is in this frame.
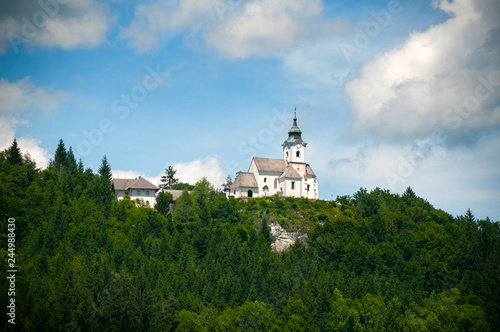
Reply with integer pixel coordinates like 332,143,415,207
1,0,499,220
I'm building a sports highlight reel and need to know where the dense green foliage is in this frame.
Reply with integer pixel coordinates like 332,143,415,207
1,139,499,331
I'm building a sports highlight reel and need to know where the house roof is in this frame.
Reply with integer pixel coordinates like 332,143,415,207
306,165,316,177
252,157,288,173
113,177,159,191
231,172,258,189
279,166,302,180
161,189,191,201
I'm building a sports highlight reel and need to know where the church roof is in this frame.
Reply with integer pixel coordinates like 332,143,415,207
113,177,159,191
283,111,307,146
231,172,258,189
252,157,288,173
306,165,316,177
279,166,302,180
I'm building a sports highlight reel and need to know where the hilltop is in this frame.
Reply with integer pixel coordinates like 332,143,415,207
1,139,499,331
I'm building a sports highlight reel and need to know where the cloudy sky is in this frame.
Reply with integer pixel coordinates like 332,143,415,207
1,0,499,220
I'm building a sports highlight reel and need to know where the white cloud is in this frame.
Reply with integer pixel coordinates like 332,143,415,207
345,0,500,143
206,0,324,58
121,0,326,57
0,77,71,114
0,76,71,168
324,133,500,220
120,0,221,53
17,137,51,168
113,157,226,189
173,157,225,187
0,0,110,54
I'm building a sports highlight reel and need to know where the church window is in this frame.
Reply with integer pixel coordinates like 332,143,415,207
264,177,267,183
307,184,310,191
291,181,295,190
286,151,289,158
274,179,277,189
296,151,300,157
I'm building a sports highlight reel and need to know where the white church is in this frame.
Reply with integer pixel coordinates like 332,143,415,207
228,112,318,199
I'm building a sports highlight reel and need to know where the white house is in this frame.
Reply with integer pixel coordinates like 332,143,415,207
113,177,159,206
229,112,318,199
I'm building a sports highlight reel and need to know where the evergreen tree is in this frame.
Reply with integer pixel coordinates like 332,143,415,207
66,147,78,174
53,139,67,175
403,186,417,199
98,155,112,187
77,158,84,174
155,191,174,216
6,138,23,165
160,166,179,189
173,189,200,227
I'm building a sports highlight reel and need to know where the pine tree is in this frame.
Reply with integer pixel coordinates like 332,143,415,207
98,155,112,187
66,147,78,174
53,139,67,176
77,159,84,174
6,138,23,165
160,166,179,189
155,191,174,216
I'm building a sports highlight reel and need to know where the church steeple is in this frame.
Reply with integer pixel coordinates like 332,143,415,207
285,108,305,145
283,109,307,164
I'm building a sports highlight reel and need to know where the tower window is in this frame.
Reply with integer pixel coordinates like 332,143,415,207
264,177,267,183
286,151,289,158
291,181,295,190
274,179,278,189
296,151,300,158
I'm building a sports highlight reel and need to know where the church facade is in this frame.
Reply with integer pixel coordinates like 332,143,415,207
229,113,318,199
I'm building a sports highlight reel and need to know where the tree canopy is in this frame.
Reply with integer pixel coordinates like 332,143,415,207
0,139,499,331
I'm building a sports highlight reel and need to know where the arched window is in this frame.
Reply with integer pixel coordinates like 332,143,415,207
296,151,300,158
286,151,289,158
264,177,267,183
247,190,253,198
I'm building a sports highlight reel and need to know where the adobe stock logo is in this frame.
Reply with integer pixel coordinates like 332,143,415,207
339,0,403,62
7,0,71,53
384,72,500,190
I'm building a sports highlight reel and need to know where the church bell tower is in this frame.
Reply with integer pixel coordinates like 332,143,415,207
283,110,307,174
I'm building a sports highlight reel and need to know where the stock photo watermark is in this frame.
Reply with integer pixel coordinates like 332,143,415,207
385,72,500,189
225,108,294,176
6,218,17,325
7,0,71,53
76,65,171,157
338,0,403,63
213,0,243,20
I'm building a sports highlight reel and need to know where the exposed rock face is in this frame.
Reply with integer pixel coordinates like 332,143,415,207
270,223,308,253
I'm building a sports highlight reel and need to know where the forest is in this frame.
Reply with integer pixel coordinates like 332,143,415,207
1,138,499,331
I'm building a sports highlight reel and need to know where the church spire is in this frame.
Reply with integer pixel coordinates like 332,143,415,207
283,108,306,146
288,108,302,137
